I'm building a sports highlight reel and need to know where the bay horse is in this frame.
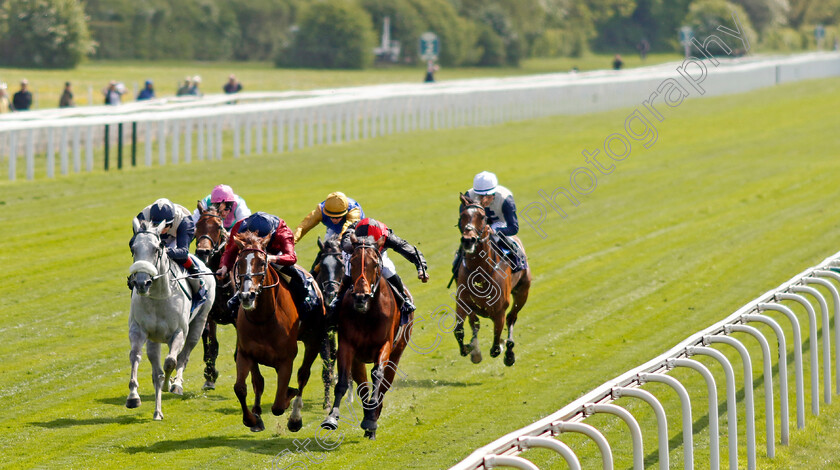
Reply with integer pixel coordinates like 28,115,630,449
193,206,235,390
321,235,411,440
231,231,325,432
454,193,531,366
313,236,341,409
126,220,216,420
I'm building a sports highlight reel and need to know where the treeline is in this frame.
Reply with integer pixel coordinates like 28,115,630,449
0,0,838,69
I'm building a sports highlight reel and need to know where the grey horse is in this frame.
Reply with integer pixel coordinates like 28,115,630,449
125,220,216,420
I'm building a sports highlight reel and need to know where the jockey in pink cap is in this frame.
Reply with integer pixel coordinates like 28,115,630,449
192,184,251,231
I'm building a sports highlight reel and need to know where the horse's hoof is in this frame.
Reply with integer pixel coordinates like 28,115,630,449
364,430,376,440
490,344,501,358
504,341,516,367
271,406,285,416
323,399,331,411
459,345,469,357
361,418,378,432
288,418,303,432
126,397,141,409
321,417,338,430
170,384,183,395
202,381,216,391
248,415,265,432
153,411,163,421
470,349,482,364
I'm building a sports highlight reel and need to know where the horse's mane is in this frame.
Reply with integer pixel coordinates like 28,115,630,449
237,230,266,248
354,235,376,247
323,236,342,252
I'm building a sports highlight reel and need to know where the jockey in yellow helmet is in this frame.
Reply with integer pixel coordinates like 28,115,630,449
294,191,365,244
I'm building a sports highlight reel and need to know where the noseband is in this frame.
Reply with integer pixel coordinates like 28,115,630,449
234,247,280,295
196,212,228,257
460,204,489,243
351,243,382,296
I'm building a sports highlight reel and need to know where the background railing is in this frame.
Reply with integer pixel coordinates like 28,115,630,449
450,250,840,470
2,52,839,182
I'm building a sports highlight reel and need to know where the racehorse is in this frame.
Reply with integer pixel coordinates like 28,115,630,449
231,231,325,432
455,193,531,366
193,206,235,390
126,220,216,420
313,236,341,409
321,234,411,440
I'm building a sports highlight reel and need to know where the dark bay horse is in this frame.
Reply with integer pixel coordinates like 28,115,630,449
313,236,341,409
455,193,531,366
193,207,235,390
321,235,411,440
231,231,325,432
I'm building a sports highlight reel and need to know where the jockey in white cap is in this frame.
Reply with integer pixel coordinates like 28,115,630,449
451,171,526,281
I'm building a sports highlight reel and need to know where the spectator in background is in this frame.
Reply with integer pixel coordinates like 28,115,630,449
637,39,650,61
103,81,124,105
0,83,10,113
137,80,155,101
12,79,32,111
176,76,192,96
188,75,203,97
612,54,624,70
223,74,242,94
424,61,439,83
59,82,74,108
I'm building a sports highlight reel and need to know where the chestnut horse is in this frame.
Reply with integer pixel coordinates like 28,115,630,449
454,193,531,366
231,231,325,432
321,235,411,440
193,207,235,390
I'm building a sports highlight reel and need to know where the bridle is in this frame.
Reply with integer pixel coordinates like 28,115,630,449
319,248,344,296
234,247,280,295
351,243,382,296
196,212,228,259
132,230,165,278
460,203,490,244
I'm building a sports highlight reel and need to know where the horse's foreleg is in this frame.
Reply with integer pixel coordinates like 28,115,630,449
146,341,164,420
270,359,294,417
489,309,505,359
202,320,220,390
322,340,354,430
250,363,264,416
320,331,336,410
165,329,186,395
454,305,469,357
126,322,146,409
288,338,320,432
234,351,263,432
468,313,482,364
504,280,529,367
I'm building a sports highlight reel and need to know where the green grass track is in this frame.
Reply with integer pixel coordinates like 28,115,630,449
1,76,840,469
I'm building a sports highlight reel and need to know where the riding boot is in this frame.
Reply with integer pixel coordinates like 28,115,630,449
386,274,415,325
276,265,321,317
496,233,525,273
186,263,208,314
327,275,352,331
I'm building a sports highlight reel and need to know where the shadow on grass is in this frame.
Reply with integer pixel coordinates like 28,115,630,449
31,415,145,428
394,378,482,388
95,391,224,407
123,434,354,455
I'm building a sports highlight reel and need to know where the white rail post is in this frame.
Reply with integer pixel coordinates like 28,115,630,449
233,115,241,158
613,387,669,470
812,269,840,392
326,106,334,145
245,114,253,155
85,126,93,172
46,128,54,178
363,102,370,139
184,119,192,163
208,117,216,161
266,112,274,154
586,403,643,470
482,455,538,470
144,121,152,166
728,324,775,458
8,131,16,181
171,119,179,164
688,346,738,470
158,121,166,165
759,302,805,428
287,113,295,151
317,108,324,145
215,116,223,160
517,436,581,470
706,334,756,470
777,292,820,415
297,112,305,150
59,127,68,175
673,357,720,470
743,313,790,445
792,284,832,403
73,127,82,172
308,109,315,147
639,372,694,470
25,129,34,180
197,118,205,161
257,113,264,155
552,421,613,470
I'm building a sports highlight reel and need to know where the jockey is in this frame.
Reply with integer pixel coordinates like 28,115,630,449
217,211,320,316
453,171,527,277
337,218,429,323
294,191,365,271
192,184,251,231
131,198,209,313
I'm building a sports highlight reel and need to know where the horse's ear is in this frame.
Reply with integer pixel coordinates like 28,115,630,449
233,233,246,248
260,234,272,248
350,232,358,244
154,220,168,234
132,217,141,234
460,192,472,205
197,199,205,212
317,236,323,251
376,236,386,250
